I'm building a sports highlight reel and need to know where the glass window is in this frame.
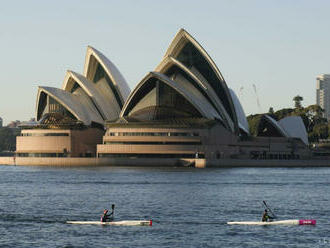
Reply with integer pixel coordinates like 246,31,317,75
104,141,201,145
37,92,48,120
47,97,77,120
17,153,66,157
176,42,235,121
98,153,204,158
165,65,219,114
21,133,69,136
107,132,199,137
70,82,80,93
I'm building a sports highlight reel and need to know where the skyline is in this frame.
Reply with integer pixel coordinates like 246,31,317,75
1,0,330,125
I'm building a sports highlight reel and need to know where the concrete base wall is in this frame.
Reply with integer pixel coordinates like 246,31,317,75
0,157,15,165
205,159,330,167
0,157,186,167
17,128,104,157
1,156,330,167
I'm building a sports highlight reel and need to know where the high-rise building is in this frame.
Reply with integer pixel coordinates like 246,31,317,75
316,74,330,119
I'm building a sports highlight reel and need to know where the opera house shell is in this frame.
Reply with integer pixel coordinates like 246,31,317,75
96,29,310,163
15,29,310,166
16,46,130,159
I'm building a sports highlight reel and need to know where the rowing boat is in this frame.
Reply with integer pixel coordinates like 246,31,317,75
66,220,152,226
227,219,316,226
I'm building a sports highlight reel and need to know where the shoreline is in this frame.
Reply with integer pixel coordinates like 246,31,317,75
1,156,330,168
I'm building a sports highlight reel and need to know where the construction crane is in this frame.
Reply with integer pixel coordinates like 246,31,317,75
252,84,262,113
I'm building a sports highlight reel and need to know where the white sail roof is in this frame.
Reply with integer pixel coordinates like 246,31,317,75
263,115,289,137
229,89,249,135
34,45,132,126
162,28,238,133
121,72,221,120
279,116,308,145
62,70,121,121
84,46,130,106
155,56,240,130
36,86,104,125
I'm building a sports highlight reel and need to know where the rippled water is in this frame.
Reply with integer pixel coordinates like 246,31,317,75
0,165,329,247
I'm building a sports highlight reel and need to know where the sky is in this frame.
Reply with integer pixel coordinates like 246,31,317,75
0,0,330,125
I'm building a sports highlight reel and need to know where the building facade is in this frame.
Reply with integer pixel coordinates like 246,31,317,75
316,74,330,120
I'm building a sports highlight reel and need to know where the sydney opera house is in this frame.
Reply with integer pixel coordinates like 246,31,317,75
14,29,311,167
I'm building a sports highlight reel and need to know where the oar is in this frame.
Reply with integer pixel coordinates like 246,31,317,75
263,201,277,219
110,204,115,218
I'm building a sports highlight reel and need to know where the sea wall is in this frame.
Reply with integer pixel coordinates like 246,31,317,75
1,156,330,167
204,159,330,168
0,157,185,167
0,157,15,165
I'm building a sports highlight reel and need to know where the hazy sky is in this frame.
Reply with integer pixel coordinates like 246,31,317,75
1,0,329,125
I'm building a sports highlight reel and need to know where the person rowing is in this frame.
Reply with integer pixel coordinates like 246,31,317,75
101,204,115,222
261,209,274,222
261,200,277,222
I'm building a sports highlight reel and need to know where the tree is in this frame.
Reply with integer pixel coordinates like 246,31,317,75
293,95,303,108
247,114,263,136
0,127,19,152
311,123,328,141
273,108,294,120
268,107,274,114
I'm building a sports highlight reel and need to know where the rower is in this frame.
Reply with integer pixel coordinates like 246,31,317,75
261,209,274,222
100,204,115,222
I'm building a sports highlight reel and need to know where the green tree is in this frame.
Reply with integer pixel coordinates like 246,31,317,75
247,114,263,136
303,105,326,132
273,108,295,120
311,123,328,141
0,127,19,152
293,95,303,108
268,107,274,114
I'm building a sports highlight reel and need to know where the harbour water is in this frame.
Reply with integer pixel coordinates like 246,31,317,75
0,165,329,247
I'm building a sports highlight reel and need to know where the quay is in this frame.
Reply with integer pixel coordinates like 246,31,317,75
1,157,330,168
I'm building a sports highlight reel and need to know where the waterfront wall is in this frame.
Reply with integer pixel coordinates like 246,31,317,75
0,157,185,167
204,159,330,168
0,157,15,165
1,156,330,167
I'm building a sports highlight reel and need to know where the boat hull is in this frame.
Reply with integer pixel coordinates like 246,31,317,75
227,219,316,226
66,220,152,226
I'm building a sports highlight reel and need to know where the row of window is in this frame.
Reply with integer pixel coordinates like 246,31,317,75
98,153,205,158
250,151,300,160
103,141,201,145
21,133,69,137
17,153,67,157
108,132,199,137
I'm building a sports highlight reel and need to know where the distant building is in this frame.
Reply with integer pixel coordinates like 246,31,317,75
316,74,330,120
0,117,2,127
19,118,37,126
7,120,21,128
